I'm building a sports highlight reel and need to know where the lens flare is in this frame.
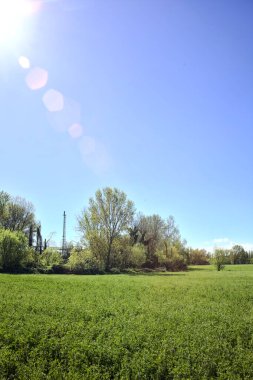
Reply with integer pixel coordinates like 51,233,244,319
68,123,83,139
26,67,48,90
43,89,64,112
18,55,30,69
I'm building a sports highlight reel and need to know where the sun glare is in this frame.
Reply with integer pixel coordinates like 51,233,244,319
0,0,40,44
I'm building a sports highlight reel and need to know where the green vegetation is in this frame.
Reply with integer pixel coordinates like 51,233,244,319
0,229,29,271
0,187,191,273
1,188,253,274
77,188,188,272
213,249,226,271
1,266,253,379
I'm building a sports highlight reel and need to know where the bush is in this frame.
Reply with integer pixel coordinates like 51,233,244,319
213,249,226,271
129,244,146,268
156,266,167,272
51,264,71,274
22,247,38,269
68,249,101,274
0,229,29,272
121,268,137,274
155,247,188,272
188,249,210,265
109,267,121,274
39,248,63,268
164,257,187,272
109,236,133,270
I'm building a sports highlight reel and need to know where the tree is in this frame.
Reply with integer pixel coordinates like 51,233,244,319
39,248,63,267
0,229,29,272
0,191,10,228
186,248,210,265
129,244,146,268
68,248,101,274
131,213,186,268
135,214,166,266
165,216,182,244
110,235,132,269
213,249,226,271
78,187,135,271
0,192,35,233
230,245,248,264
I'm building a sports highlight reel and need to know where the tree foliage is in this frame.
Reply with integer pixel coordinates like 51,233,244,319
0,188,194,273
0,191,35,233
230,245,248,264
39,248,63,267
68,248,101,274
129,244,146,268
78,187,135,270
130,213,186,268
0,229,29,272
185,248,210,265
213,249,226,271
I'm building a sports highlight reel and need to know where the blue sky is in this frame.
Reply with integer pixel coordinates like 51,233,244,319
0,0,253,251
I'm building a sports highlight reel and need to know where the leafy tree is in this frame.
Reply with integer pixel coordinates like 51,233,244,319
0,191,35,233
78,187,135,271
132,213,186,268
39,248,63,267
136,214,166,266
0,191,10,227
0,229,29,271
213,249,226,271
186,248,210,265
230,245,248,264
129,244,146,268
68,248,100,274
110,235,132,269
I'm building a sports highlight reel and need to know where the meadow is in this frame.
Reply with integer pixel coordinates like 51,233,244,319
0,266,253,379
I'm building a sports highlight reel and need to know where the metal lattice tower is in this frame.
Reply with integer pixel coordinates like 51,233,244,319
62,211,67,257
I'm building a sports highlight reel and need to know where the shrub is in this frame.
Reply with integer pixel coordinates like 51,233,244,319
109,267,121,274
213,249,226,271
110,236,132,269
156,266,167,272
0,229,29,272
51,264,71,274
22,247,39,269
155,248,188,272
68,249,101,274
129,244,146,268
122,268,137,274
164,257,187,272
188,249,210,265
39,248,63,268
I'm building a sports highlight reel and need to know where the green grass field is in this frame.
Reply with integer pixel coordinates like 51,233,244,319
1,265,253,379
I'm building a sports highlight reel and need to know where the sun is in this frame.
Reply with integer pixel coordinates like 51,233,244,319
0,0,40,44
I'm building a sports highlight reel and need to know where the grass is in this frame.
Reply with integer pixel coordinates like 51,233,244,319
0,265,253,379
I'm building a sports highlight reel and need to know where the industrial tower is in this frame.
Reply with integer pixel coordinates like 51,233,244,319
62,211,67,257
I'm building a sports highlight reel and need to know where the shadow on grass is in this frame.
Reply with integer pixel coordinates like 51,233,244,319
125,272,185,277
188,266,213,272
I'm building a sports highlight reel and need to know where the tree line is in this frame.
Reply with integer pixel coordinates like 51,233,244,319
0,188,251,273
